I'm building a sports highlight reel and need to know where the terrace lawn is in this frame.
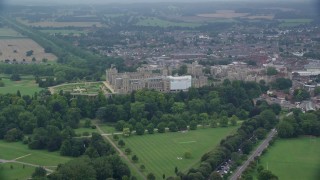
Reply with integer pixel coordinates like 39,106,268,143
51,82,104,95
136,17,202,28
123,126,238,179
256,137,320,180
0,75,42,96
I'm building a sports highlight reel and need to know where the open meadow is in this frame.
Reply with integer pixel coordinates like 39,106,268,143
256,137,320,180
0,140,72,179
0,75,42,96
122,126,238,179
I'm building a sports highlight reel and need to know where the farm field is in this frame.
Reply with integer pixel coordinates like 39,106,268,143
50,82,107,95
0,75,42,96
40,29,88,35
19,19,102,28
123,126,238,179
0,140,72,179
0,38,57,62
256,137,320,180
0,27,24,39
278,19,312,27
197,10,249,19
136,17,202,28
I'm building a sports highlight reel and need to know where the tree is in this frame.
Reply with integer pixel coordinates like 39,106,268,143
219,116,229,127
118,139,125,148
26,50,34,56
189,120,197,130
277,121,294,138
293,89,310,101
32,167,46,178
242,140,253,154
140,164,146,172
254,128,267,140
171,102,185,114
135,122,145,135
157,122,166,133
147,173,156,180
168,121,178,132
230,115,239,126
271,78,292,90
125,148,132,155
115,120,126,131
147,123,154,134
49,157,96,180
10,74,21,81
258,170,278,180
178,65,187,75
132,155,138,163
4,128,23,142
266,67,278,76
113,134,119,141
209,172,222,180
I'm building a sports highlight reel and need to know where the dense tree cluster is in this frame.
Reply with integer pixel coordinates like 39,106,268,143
96,80,264,134
277,109,320,138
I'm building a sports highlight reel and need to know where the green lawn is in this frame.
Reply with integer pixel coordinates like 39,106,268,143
0,75,42,96
279,19,313,27
0,163,35,180
123,126,238,179
0,140,72,179
256,137,320,180
136,17,202,28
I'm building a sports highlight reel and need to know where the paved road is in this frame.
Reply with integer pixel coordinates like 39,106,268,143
229,129,277,180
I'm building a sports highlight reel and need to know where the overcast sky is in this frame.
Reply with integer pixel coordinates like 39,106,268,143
4,0,316,5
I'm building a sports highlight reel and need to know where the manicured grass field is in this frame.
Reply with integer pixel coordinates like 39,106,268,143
279,19,313,27
0,75,42,96
136,17,202,28
123,126,238,179
1,162,35,180
0,140,72,179
257,137,320,180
